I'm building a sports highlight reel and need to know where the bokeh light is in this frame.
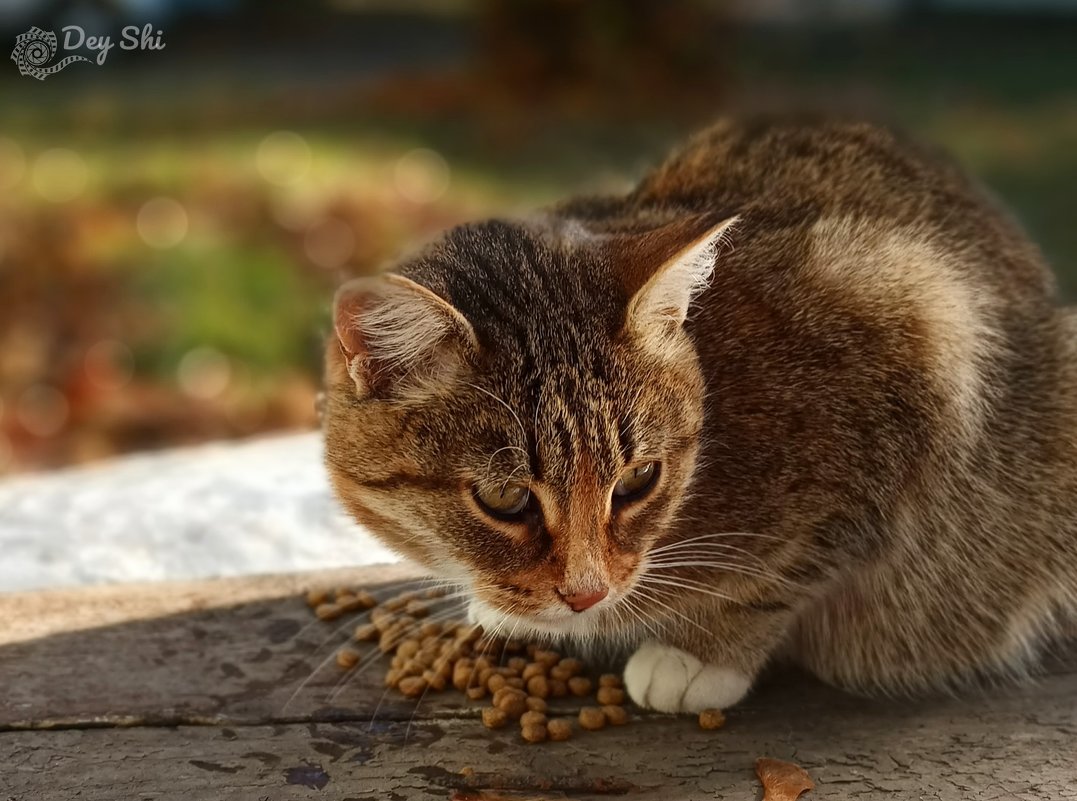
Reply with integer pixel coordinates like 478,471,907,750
256,130,312,187
0,137,26,192
84,340,135,390
393,148,451,204
17,385,70,438
177,347,232,400
136,197,189,249
304,218,356,270
31,148,89,203
271,190,322,232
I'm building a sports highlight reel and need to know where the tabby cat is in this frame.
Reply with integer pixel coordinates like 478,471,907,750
323,117,1077,712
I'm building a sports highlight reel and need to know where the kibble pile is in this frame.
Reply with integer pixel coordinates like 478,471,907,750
306,584,725,743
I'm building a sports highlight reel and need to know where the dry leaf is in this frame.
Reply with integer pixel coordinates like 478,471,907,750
755,757,814,801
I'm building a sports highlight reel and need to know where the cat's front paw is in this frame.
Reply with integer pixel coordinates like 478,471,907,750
624,641,751,713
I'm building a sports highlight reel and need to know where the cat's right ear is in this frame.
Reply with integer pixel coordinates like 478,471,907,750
331,275,478,403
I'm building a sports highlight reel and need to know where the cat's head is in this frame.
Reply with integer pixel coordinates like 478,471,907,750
323,213,737,639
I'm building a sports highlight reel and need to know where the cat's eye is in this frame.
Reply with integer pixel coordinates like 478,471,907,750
614,461,659,501
473,482,531,520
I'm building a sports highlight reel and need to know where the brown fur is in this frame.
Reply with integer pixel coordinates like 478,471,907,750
324,116,1077,700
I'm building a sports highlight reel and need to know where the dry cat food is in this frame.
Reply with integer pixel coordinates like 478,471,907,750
304,584,728,744
698,708,726,730
755,758,814,801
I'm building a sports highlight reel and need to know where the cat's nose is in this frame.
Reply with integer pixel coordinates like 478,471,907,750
558,586,609,613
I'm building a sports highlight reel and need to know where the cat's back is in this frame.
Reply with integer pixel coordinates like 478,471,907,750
633,115,1055,316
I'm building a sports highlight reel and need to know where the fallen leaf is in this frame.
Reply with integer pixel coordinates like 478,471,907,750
755,757,814,801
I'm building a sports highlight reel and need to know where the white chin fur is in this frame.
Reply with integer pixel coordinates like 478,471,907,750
624,641,751,713
466,596,611,640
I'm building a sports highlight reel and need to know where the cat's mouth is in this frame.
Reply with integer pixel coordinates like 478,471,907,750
466,589,623,639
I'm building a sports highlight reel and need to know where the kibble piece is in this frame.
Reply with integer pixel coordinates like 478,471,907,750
396,639,420,659
598,673,622,688
525,696,548,713
522,663,546,682
336,648,361,669
354,589,378,609
534,649,561,668
506,677,525,690
397,676,428,698
755,758,814,801
567,676,592,697
698,708,726,730
419,621,441,638
504,640,525,653
305,589,329,608
519,710,547,728
548,678,568,698
383,595,408,612
547,718,573,741
526,675,550,699
482,707,509,729
379,630,403,653
354,623,379,642
466,685,488,701
602,705,629,726
557,657,583,676
596,686,625,706
384,669,402,688
496,691,528,719
404,599,429,618
507,656,528,673
423,587,447,599
459,766,475,778
521,722,548,743
314,603,343,622
578,707,606,731
487,674,508,694
338,593,373,613
549,665,573,682
370,608,396,631
456,625,483,645
422,670,448,691
453,662,475,691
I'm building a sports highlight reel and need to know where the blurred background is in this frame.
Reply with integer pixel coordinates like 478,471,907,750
2,0,1076,477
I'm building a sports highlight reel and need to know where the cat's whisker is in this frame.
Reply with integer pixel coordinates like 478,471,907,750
467,382,527,444
483,445,529,479
643,559,800,589
648,531,785,554
635,575,745,606
627,585,713,635
616,592,664,641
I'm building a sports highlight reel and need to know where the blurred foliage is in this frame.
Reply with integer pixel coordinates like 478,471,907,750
0,2,1076,474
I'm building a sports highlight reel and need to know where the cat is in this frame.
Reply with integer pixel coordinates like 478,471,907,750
323,116,1077,713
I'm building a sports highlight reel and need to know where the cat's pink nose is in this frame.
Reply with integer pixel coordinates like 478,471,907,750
559,586,609,613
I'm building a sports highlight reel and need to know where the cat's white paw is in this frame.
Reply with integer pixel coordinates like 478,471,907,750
624,641,751,713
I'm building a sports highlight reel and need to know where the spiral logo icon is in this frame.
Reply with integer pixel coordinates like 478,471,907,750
11,26,89,80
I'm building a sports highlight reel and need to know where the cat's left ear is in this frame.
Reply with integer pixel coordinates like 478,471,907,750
619,214,739,336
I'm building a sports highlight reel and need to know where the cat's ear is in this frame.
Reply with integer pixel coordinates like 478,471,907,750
620,214,739,338
332,274,478,402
